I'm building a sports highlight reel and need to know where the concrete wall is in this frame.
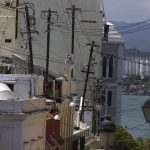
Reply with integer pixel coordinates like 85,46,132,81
22,113,46,150
0,74,43,99
60,99,75,150
0,0,16,58
0,116,22,150
0,112,46,150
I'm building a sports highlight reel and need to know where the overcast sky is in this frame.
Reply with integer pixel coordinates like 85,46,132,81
103,0,150,22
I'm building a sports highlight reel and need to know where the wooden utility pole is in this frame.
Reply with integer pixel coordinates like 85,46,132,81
92,81,97,135
25,4,34,74
71,5,75,78
41,9,57,96
66,6,80,78
92,79,103,135
45,8,51,97
80,41,95,121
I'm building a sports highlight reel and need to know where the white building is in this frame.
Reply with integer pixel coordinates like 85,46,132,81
0,74,47,150
124,57,150,77
100,22,125,125
123,50,150,77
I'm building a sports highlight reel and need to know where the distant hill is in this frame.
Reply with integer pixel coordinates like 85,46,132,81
125,48,150,58
111,21,150,52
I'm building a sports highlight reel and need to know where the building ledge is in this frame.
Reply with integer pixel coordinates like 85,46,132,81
0,97,46,113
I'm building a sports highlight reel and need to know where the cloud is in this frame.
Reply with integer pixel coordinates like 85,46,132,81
103,0,150,22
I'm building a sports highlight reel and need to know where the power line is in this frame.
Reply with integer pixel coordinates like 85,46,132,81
25,94,149,132
116,19,150,30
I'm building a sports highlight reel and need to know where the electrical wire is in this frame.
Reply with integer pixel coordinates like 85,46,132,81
116,19,150,30
0,0,150,136
101,0,106,21
24,95,149,133
51,0,85,79
1,1,150,36
2,43,150,79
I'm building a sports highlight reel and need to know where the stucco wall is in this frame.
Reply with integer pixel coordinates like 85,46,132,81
22,113,46,150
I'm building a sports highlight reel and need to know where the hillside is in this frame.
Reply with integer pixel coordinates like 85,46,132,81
112,21,150,52
125,48,150,57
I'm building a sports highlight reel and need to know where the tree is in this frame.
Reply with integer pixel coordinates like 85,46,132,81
113,126,144,150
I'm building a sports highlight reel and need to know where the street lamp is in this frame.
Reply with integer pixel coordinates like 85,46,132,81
99,118,116,150
142,99,150,122
54,114,60,120
69,95,77,107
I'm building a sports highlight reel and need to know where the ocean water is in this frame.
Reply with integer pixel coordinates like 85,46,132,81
80,95,150,139
121,95,150,138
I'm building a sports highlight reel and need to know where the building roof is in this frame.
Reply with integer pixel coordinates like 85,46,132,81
107,22,124,44
13,53,60,78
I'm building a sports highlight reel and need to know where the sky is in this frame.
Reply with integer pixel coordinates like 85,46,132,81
103,0,150,22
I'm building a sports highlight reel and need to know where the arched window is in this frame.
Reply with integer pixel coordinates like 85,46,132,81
109,56,113,78
102,56,107,78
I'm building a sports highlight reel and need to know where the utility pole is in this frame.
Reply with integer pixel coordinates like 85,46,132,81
94,79,103,135
45,8,51,97
92,80,97,135
80,41,98,121
71,5,75,78
25,4,34,74
41,9,57,96
66,5,80,78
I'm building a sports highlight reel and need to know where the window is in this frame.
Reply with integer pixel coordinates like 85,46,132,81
101,91,106,106
107,91,112,106
47,80,62,103
5,39,12,43
109,56,113,78
101,116,111,121
5,2,12,7
100,90,112,107
102,55,114,78
102,56,107,77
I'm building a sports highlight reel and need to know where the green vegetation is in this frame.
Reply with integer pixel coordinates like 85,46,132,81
123,75,150,91
113,126,150,150
123,75,140,85
123,75,141,91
